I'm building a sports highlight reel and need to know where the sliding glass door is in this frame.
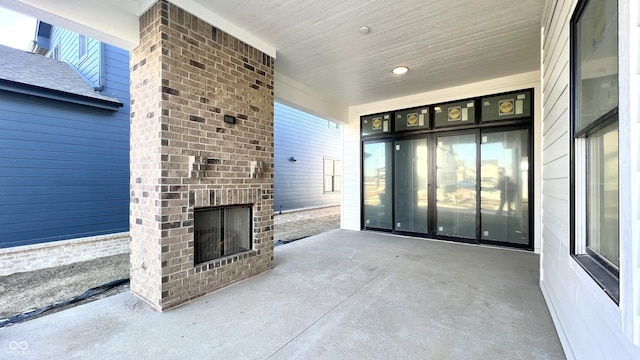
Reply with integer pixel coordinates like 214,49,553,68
480,129,529,245
394,139,429,233
360,89,534,249
435,133,477,239
363,141,393,229
364,127,530,247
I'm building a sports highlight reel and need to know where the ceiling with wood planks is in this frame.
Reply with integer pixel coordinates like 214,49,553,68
2,0,545,107
189,0,545,105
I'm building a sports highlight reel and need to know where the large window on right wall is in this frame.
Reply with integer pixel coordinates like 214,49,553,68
571,0,619,302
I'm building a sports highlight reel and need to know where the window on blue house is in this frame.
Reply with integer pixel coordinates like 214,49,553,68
49,44,60,60
78,35,87,59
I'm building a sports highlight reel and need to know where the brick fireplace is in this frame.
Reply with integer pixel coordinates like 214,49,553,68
129,0,274,311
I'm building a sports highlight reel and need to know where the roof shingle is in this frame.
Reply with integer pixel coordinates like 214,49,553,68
0,44,121,105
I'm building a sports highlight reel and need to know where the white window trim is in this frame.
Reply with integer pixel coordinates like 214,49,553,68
618,0,640,346
574,138,587,255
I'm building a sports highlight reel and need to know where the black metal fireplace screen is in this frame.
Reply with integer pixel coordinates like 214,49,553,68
194,204,252,264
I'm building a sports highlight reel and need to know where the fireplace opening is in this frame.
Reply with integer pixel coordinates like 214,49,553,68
194,204,252,264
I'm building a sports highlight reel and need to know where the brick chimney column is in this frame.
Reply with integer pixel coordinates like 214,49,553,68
129,0,274,311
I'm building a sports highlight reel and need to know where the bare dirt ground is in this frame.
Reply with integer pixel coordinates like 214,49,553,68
0,214,340,323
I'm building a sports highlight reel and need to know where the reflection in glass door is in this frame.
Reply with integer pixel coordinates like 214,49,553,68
362,127,531,248
436,134,477,238
480,129,529,245
363,142,393,229
394,139,428,233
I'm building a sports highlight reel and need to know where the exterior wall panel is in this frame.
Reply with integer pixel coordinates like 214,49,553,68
0,27,130,249
103,45,130,96
341,116,361,230
274,102,342,211
51,27,102,87
539,0,640,358
0,90,129,248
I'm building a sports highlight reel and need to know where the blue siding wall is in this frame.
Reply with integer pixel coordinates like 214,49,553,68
0,36,130,248
50,27,101,87
274,102,342,211
102,45,130,103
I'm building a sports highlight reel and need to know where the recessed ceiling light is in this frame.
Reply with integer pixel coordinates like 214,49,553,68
359,26,371,34
392,66,409,75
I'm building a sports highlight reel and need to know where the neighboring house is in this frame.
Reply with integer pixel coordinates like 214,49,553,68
0,19,338,268
274,102,342,213
0,22,130,261
0,20,337,269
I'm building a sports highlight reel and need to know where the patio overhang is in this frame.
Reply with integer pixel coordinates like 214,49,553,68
0,0,543,124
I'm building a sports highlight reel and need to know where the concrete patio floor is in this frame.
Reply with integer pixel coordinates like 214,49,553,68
1,230,565,359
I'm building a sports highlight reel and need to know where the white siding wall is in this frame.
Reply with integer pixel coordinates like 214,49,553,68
274,102,342,211
618,0,640,346
342,72,542,250
539,0,640,358
342,113,361,230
